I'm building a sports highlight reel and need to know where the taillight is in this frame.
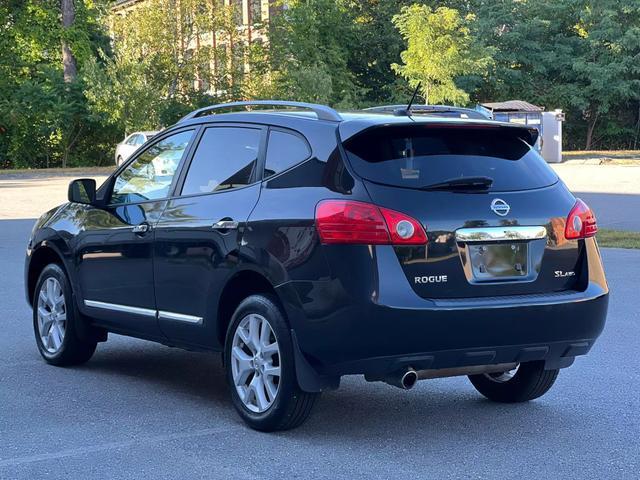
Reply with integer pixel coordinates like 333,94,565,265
565,199,597,239
315,200,427,245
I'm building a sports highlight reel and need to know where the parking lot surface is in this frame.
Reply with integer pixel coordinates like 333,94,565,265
0,217,638,479
2,163,640,230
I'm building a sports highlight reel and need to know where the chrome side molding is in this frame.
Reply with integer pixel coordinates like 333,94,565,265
455,226,547,243
84,300,157,317
84,300,202,324
157,311,203,325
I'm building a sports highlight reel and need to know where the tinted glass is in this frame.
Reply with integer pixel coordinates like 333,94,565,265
111,130,194,204
125,134,139,146
182,127,261,195
344,125,557,191
264,130,310,178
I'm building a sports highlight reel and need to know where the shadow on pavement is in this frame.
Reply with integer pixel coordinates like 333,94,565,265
79,340,581,442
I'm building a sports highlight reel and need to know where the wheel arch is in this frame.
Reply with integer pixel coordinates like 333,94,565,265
27,244,70,307
216,269,284,347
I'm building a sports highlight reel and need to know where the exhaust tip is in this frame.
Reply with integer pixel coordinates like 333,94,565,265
401,369,418,390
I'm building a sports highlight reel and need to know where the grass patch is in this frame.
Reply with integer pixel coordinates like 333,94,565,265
563,150,640,165
597,229,640,249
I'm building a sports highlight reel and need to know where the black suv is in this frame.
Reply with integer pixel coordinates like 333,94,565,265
25,101,609,431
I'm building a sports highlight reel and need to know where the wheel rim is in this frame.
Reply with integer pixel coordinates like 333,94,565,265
36,277,67,354
484,364,520,383
231,314,281,413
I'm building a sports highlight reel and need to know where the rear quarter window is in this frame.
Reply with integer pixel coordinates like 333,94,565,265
264,130,311,179
343,125,558,191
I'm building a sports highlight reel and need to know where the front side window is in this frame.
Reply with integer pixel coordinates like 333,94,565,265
111,130,194,204
264,130,310,178
182,127,261,195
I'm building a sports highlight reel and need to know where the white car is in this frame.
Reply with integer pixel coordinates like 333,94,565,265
114,131,159,166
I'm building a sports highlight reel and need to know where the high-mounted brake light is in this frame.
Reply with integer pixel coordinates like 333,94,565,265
315,200,428,245
565,199,597,240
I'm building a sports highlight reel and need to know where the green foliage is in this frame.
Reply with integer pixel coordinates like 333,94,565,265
392,5,493,105
468,0,640,149
268,0,361,106
2,0,640,170
0,0,115,168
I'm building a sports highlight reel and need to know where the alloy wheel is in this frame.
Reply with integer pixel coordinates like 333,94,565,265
36,277,67,354
484,364,520,383
231,314,282,413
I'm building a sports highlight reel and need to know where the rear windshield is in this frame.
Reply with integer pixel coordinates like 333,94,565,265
343,125,558,191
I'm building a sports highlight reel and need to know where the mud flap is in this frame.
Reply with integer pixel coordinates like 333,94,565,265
73,293,108,343
291,330,339,392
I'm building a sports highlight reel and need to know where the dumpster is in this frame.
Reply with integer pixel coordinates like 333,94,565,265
478,100,564,163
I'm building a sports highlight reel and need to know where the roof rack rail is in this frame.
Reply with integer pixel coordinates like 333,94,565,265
179,100,342,123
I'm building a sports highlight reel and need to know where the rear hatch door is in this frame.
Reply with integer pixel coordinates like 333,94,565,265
342,122,584,299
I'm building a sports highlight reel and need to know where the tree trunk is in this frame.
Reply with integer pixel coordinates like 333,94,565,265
61,0,77,83
585,111,599,150
634,101,640,150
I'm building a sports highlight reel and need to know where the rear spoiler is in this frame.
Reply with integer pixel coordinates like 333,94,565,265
339,121,539,147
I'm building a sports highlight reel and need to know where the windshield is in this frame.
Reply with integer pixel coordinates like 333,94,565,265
343,125,558,192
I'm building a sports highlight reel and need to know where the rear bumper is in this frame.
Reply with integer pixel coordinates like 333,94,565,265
282,283,608,378
277,240,609,381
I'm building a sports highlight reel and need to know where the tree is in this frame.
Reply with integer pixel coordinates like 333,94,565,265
89,0,271,131
268,0,361,106
468,0,640,149
573,1,640,149
342,0,417,105
391,5,492,105
0,0,116,168
61,0,78,83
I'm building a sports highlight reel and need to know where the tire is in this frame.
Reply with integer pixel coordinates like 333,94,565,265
33,264,97,366
468,361,559,403
116,155,123,166
225,294,319,431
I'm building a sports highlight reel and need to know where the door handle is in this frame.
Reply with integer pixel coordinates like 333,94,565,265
211,220,239,230
132,223,150,234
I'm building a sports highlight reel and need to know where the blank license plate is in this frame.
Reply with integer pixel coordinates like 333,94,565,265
468,243,528,281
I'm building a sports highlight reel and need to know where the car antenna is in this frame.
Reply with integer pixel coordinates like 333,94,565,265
394,82,422,117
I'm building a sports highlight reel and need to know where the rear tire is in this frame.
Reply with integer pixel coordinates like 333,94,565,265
33,264,97,366
468,361,559,403
225,294,319,431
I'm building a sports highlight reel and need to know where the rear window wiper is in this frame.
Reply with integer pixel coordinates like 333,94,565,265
419,176,494,191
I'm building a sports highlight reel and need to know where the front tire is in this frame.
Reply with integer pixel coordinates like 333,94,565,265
225,294,319,431
33,264,97,366
468,361,559,403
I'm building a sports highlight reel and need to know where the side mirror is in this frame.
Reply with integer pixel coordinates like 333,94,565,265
68,179,97,205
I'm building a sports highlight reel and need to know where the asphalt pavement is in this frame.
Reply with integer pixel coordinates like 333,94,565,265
1,218,639,479
574,191,640,231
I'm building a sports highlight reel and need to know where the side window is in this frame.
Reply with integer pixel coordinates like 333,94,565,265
125,134,139,146
111,130,194,205
181,127,261,195
135,135,145,146
264,130,311,179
